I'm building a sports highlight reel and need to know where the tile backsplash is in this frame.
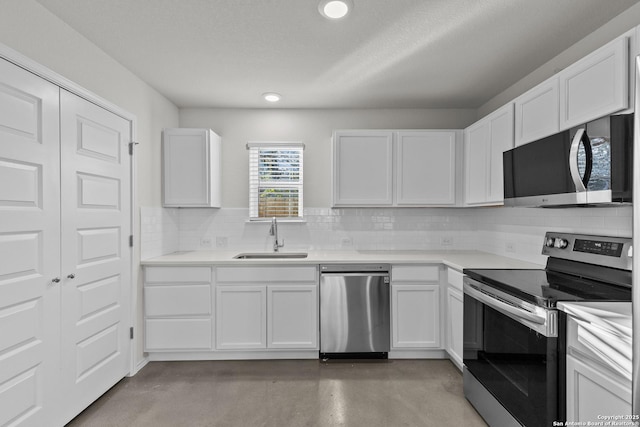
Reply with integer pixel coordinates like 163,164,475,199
141,205,632,265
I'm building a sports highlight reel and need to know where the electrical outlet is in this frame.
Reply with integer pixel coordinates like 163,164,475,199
341,237,353,247
200,237,212,248
505,242,515,253
441,236,453,246
216,237,228,248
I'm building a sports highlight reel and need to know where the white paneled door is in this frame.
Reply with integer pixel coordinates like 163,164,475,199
0,57,61,427
59,89,131,423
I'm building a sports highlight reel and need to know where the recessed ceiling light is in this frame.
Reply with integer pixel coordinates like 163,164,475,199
318,0,352,19
263,92,281,102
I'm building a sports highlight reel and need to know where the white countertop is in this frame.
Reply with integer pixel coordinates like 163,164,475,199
558,301,632,339
141,249,544,271
558,301,632,380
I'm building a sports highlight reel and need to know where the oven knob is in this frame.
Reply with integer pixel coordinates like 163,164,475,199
554,238,568,249
545,237,555,247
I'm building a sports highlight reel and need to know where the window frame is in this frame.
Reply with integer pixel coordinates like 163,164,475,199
247,141,305,221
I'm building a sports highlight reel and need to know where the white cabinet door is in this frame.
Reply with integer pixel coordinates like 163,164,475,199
487,104,514,204
566,354,631,423
162,128,221,207
396,131,457,205
216,286,267,350
391,284,440,349
267,285,318,349
0,57,61,427
464,121,490,205
464,103,514,206
559,36,629,130
333,131,394,206
514,77,559,146
446,286,464,370
59,90,132,423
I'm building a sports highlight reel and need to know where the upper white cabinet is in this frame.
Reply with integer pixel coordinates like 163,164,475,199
333,130,460,207
559,36,629,130
514,77,559,146
396,131,457,205
162,128,221,207
333,130,394,206
464,103,514,206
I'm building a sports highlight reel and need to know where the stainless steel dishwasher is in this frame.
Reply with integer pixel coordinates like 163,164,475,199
319,264,390,359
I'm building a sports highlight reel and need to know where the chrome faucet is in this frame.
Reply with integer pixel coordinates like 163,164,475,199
269,217,285,252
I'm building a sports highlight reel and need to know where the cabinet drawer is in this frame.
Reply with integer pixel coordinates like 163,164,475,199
392,265,439,282
145,318,212,350
145,285,211,316
447,268,463,291
216,266,317,283
145,266,211,283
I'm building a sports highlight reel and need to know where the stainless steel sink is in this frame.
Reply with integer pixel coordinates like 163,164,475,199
233,252,308,259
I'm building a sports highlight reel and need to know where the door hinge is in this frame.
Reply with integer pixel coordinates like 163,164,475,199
129,235,134,247
128,141,139,155
130,327,134,339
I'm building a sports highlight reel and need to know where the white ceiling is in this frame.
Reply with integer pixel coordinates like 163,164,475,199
35,0,640,109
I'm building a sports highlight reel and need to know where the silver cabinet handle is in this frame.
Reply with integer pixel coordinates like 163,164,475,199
67,274,76,279
51,277,61,283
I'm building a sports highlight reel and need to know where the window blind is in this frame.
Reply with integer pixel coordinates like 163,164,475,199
248,142,304,220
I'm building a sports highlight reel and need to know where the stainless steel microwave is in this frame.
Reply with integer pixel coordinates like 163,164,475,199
503,113,634,207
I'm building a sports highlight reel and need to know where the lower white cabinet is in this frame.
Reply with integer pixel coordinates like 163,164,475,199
144,266,213,351
216,285,267,349
566,354,631,422
565,315,632,422
268,285,318,349
391,265,441,350
215,266,319,351
445,268,464,370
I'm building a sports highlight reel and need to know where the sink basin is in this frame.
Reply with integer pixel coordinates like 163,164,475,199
233,252,308,259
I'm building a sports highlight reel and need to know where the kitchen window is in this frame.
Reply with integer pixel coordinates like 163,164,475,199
248,141,304,220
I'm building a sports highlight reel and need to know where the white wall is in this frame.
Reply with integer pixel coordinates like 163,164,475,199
0,0,180,368
477,1,640,118
179,108,477,207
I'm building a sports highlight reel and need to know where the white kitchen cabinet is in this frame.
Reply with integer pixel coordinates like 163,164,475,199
216,285,267,350
0,57,133,426
396,131,457,205
391,266,441,349
559,36,629,130
333,130,460,207
514,77,559,146
333,130,394,206
566,354,631,422
162,127,221,207
267,285,318,349
464,103,514,206
445,268,464,371
215,266,318,351
144,266,213,351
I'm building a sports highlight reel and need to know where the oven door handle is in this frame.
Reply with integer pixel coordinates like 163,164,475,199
464,282,546,325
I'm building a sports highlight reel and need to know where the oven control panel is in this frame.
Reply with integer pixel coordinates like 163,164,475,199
542,232,632,270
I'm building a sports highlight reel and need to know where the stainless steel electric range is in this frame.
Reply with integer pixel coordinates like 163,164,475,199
463,232,632,427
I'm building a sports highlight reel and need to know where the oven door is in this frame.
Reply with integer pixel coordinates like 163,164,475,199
463,278,559,426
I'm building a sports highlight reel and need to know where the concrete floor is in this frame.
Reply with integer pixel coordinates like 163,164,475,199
66,359,487,427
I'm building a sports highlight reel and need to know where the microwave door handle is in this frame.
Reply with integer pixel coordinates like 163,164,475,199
569,128,593,192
